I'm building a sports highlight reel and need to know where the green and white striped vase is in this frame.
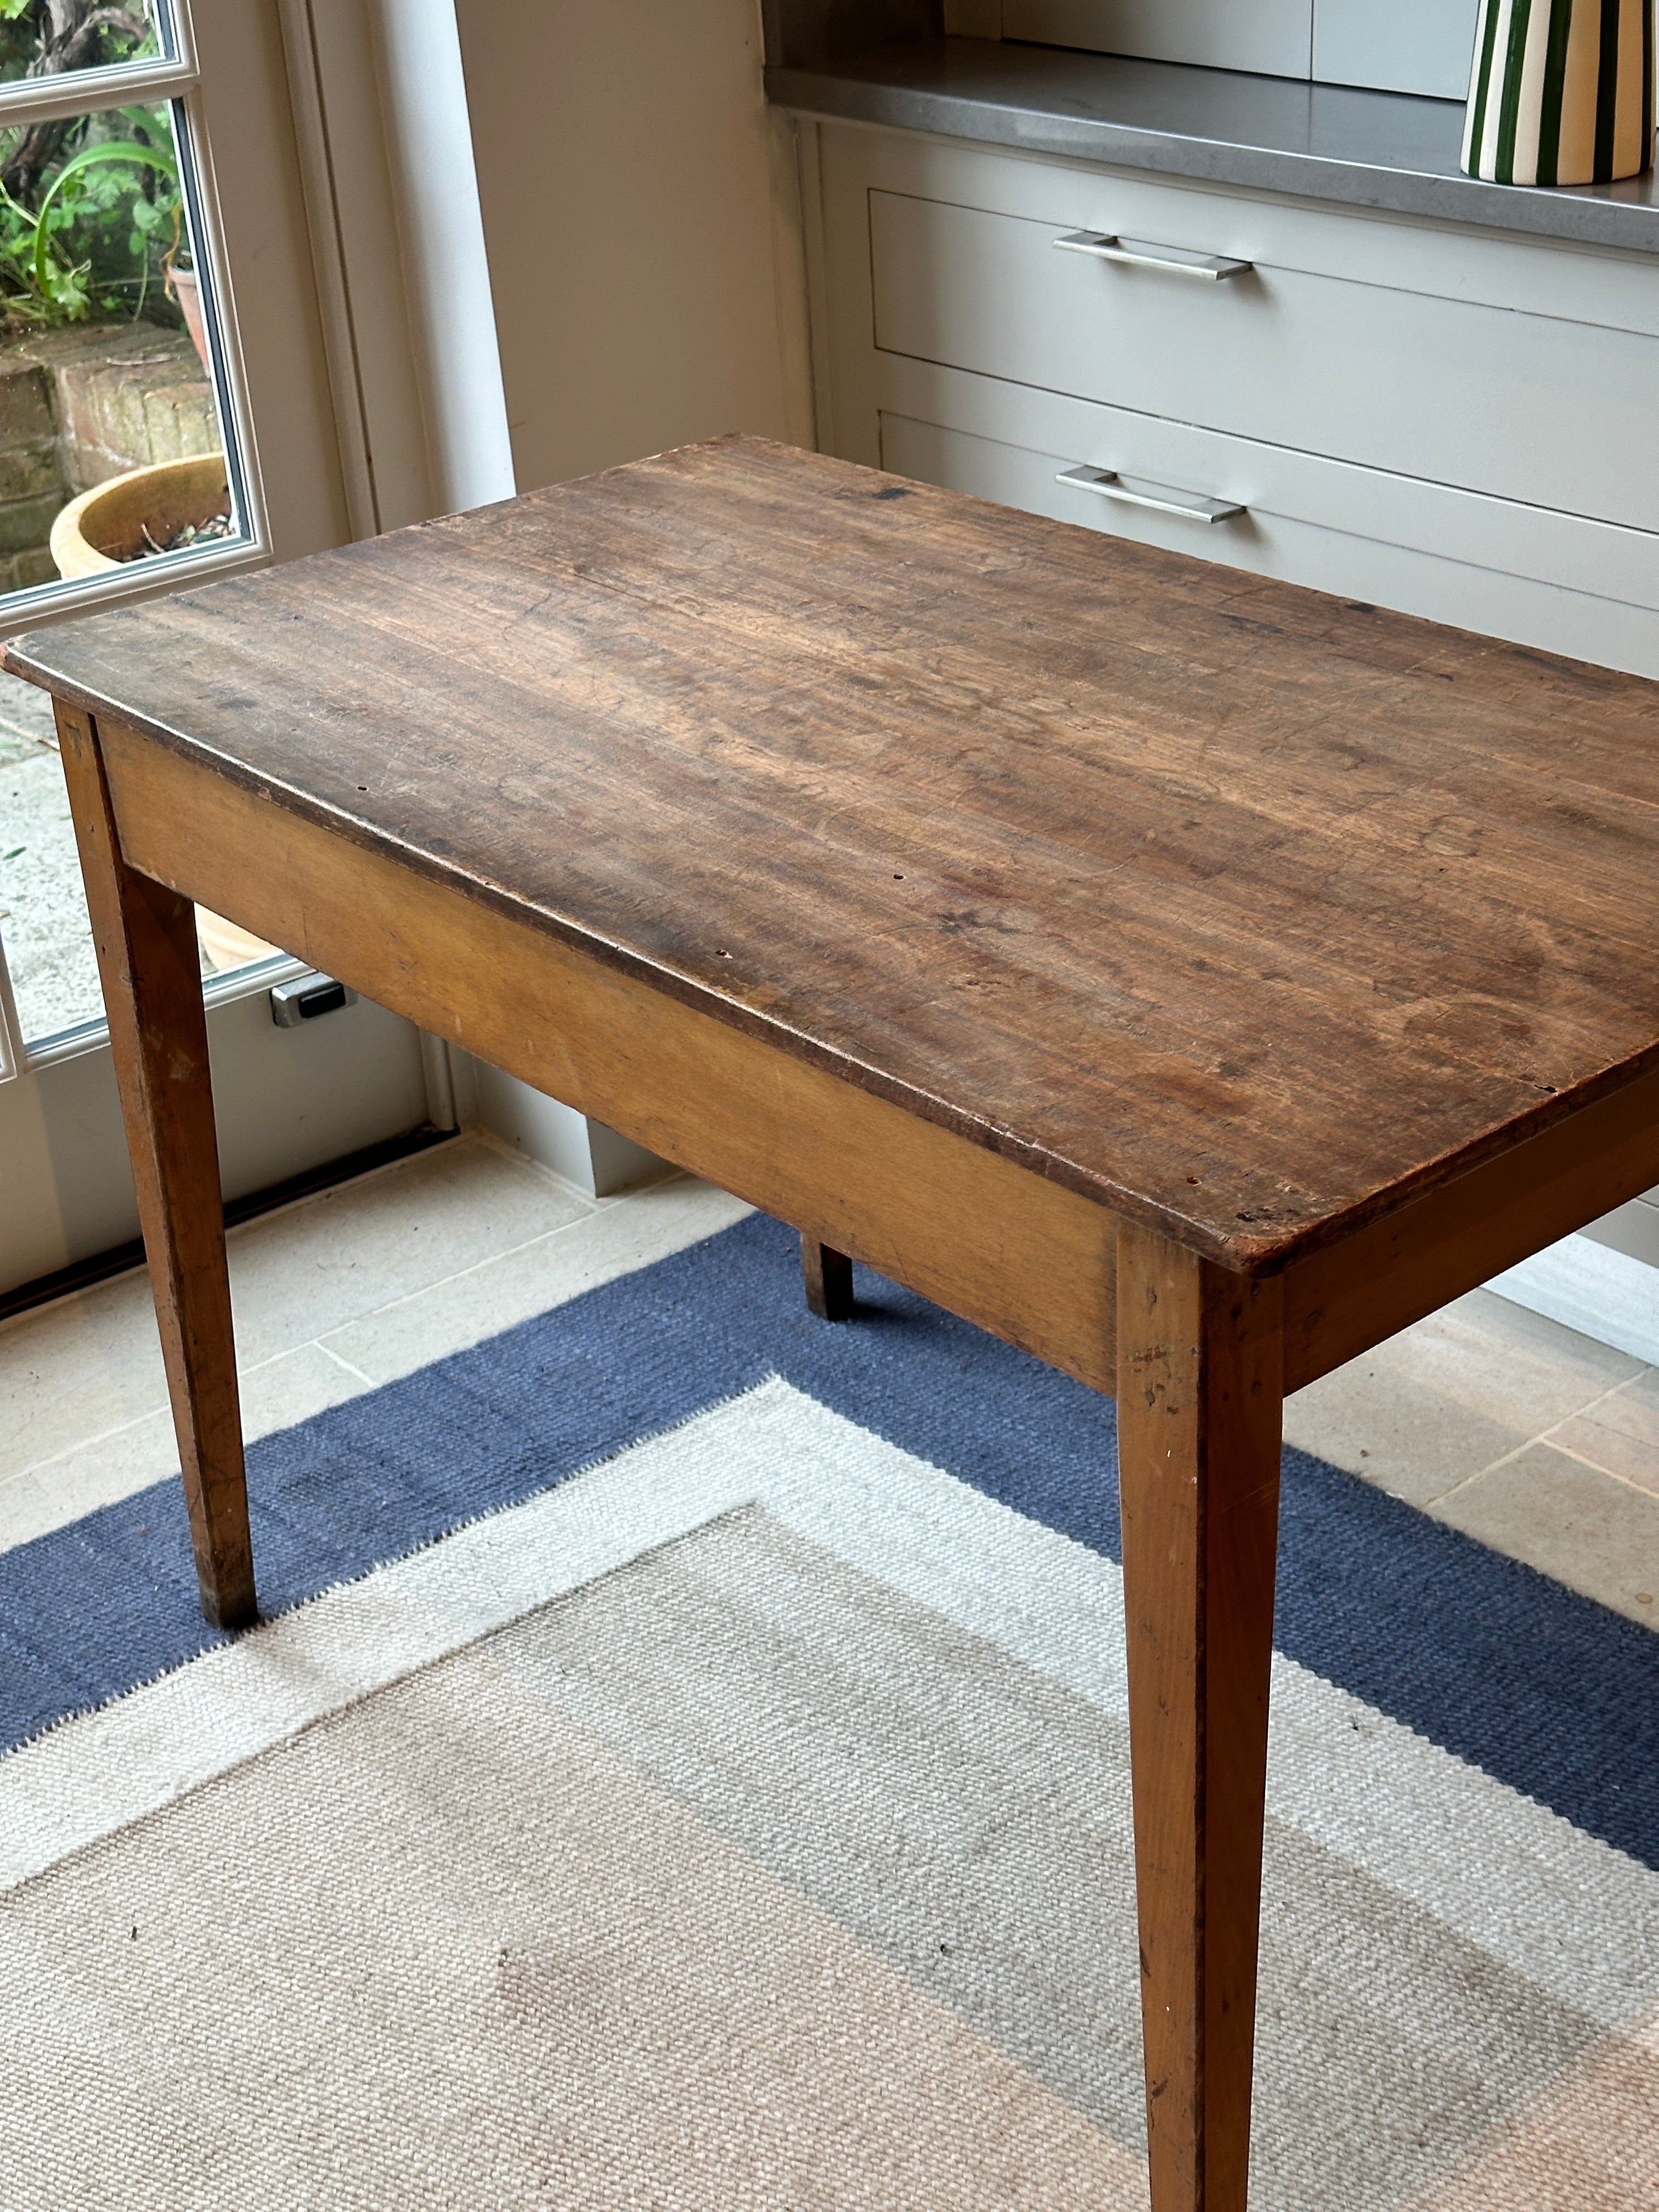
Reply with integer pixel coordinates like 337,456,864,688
1463,0,1655,184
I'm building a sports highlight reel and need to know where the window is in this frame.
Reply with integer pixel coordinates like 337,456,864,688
0,0,267,1052
0,0,261,625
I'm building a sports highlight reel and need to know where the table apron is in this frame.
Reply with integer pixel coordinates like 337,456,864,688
95,711,1120,1395
92,710,1659,1404
1283,1060,1659,1387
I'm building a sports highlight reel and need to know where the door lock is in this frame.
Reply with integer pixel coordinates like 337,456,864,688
269,972,357,1027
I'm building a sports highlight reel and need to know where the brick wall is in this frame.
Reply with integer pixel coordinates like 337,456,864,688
0,324,218,591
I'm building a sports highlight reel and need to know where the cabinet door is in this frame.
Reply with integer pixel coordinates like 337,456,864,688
1312,0,1480,98
868,188,1659,535
1001,0,1313,78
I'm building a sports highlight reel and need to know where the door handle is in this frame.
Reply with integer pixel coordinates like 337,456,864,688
1057,464,1245,525
1054,229,1252,281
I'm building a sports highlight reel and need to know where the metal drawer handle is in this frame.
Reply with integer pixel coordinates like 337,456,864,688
1058,464,1245,526
1054,228,1252,281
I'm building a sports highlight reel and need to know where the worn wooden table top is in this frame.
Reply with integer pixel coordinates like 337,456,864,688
14,435,1659,1272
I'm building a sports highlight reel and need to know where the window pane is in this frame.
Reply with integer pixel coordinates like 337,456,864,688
0,97,247,595
0,3,163,91
0,91,265,1042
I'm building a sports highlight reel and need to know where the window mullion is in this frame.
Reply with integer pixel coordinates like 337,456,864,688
0,59,196,136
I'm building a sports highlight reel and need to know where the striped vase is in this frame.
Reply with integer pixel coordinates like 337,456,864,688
1463,0,1655,184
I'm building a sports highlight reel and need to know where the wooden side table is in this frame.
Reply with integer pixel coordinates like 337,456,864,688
16,437,1659,2212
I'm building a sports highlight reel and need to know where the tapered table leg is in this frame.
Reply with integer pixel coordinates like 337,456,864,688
1115,1219,1283,2212
801,1233,855,1320
57,703,255,1630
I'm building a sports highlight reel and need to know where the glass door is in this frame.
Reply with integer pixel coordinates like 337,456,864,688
0,0,439,1301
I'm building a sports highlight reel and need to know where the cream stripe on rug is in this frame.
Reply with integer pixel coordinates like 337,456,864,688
1,1381,1654,2209
1,1383,1647,2026
0,1620,1146,2211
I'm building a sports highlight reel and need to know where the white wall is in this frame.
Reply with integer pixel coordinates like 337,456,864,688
453,0,814,492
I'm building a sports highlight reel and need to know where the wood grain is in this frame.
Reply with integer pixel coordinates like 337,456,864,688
53,702,255,1630
1284,1057,1659,1388
14,436,1659,1273
802,1235,855,1321
27,433,1659,2212
1116,1220,1283,2212
89,712,1121,1393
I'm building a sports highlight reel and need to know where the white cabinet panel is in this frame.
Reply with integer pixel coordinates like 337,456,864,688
1002,1,1313,80
869,188,1659,534
1312,0,1481,99
806,117,1659,684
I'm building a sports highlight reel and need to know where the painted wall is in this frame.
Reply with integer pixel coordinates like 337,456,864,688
453,0,814,493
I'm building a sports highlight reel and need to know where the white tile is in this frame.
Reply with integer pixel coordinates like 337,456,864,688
0,1341,370,1553
221,1133,595,1369
0,1270,169,1486
321,1174,752,1385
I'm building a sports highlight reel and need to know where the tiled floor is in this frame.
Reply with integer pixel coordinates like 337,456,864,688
0,1133,747,1551
0,1130,1655,1625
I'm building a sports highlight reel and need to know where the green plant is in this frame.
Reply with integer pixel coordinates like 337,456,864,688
0,2,174,328
0,119,178,321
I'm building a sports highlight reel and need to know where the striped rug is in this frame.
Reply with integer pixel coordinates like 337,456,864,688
1464,0,1655,185
0,1212,1654,2209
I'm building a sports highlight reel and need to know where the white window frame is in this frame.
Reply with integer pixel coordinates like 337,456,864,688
0,0,282,1084
0,0,272,635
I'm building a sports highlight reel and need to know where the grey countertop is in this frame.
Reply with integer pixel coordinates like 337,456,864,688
766,37,1659,255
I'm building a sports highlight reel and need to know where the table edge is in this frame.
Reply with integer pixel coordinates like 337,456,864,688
15,650,1659,1282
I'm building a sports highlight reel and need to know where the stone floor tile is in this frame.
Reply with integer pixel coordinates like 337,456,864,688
1429,1444,1659,1626
321,1173,752,1385
0,1268,167,1485
0,1135,589,1481
1283,1363,1524,1508
1284,1288,1642,1507
1371,1289,1640,1436
222,1132,593,1368
0,1341,369,1553
1547,1407,1659,1501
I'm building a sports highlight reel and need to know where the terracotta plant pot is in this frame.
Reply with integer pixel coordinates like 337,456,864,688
49,453,229,580
164,263,211,375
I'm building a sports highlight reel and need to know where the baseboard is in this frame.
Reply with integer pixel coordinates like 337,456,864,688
456,1053,668,1199
1487,1232,1659,1368
0,1124,456,1327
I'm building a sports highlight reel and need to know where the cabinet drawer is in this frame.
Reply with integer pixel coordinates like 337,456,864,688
870,188,1659,535
873,362,1659,679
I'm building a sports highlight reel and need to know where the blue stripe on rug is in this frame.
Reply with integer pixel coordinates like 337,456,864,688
2,1210,1655,1866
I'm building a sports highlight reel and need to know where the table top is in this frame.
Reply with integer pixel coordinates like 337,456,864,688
14,436,1659,1273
